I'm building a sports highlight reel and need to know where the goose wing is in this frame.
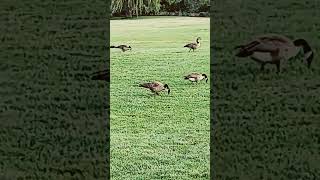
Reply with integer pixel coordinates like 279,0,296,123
184,42,197,48
236,34,292,51
184,73,200,79
117,45,127,48
258,35,294,49
139,82,162,89
236,34,304,64
235,37,281,57
257,34,300,59
257,34,292,44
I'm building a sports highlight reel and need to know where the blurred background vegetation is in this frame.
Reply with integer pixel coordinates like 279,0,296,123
111,0,210,18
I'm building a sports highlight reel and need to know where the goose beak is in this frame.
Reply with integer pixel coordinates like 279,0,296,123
234,45,242,50
206,78,208,83
167,89,170,94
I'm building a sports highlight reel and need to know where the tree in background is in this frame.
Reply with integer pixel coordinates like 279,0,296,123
111,0,209,17
160,0,209,13
111,0,161,17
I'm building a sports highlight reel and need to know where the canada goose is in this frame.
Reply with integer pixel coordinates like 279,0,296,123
139,81,170,95
110,45,132,52
234,34,314,73
184,37,201,52
184,73,208,83
91,70,109,82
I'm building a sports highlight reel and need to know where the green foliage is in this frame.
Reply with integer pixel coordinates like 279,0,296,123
160,0,210,13
111,0,161,17
111,0,209,17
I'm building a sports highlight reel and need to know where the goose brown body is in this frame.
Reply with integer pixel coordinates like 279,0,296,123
184,37,201,52
139,81,170,95
184,73,208,83
110,45,132,52
234,34,314,72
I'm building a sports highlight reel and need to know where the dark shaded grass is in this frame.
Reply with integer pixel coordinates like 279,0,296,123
211,0,320,179
0,0,109,179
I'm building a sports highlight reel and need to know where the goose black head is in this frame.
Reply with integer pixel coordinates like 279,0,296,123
293,39,312,52
202,74,208,83
164,84,170,94
294,39,313,68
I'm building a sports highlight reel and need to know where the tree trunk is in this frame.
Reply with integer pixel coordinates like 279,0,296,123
126,9,132,18
136,5,138,18
123,1,132,18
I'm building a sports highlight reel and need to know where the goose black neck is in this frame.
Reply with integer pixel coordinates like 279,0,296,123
202,74,207,78
294,39,312,53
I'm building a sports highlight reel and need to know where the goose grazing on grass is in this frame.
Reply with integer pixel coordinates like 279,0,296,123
184,73,208,83
91,70,109,82
110,45,132,52
234,34,314,73
184,37,201,52
139,81,170,95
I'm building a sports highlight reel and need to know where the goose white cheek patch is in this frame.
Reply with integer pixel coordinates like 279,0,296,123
304,51,313,60
302,51,313,64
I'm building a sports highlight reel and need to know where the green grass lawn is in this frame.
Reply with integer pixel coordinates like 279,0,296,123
110,16,210,179
0,1,108,179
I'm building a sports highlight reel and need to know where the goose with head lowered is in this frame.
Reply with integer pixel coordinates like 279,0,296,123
184,73,208,83
139,81,170,96
234,34,314,73
110,45,132,52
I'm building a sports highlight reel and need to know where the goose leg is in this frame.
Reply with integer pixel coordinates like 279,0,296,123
260,63,265,71
275,61,280,74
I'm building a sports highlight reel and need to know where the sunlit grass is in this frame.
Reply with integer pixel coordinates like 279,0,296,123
110,16,210,180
